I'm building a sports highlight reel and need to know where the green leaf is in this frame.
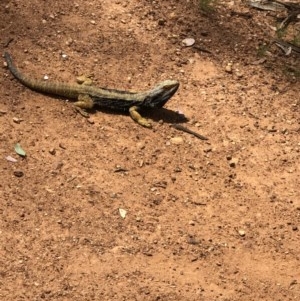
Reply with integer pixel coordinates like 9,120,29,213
14,143,26,157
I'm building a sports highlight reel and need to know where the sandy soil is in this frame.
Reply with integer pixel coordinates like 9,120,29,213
1,0,299,300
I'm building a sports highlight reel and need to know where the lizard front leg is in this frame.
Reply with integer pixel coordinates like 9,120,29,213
129,106,151,128
76,75,93,86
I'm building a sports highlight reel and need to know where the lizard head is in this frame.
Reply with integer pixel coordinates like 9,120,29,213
142,80,179,108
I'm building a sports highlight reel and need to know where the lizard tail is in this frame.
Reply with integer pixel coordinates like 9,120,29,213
4,52,76,97
4,52,37,88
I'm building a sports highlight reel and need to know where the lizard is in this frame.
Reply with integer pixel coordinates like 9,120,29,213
4,52,179,128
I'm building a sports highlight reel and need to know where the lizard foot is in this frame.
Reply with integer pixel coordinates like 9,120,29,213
74,106,90,118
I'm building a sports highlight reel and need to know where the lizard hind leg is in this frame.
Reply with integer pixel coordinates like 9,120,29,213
74,94,94,117
129,106,152,128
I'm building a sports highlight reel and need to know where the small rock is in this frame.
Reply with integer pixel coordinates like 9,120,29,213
225,63,233,73
65,38,73,46
189,220,196,226
204,147,212,153
119,208,127,219
267,125,277,132
49,148,56,155
14,170,24,177
169,12,177,19
54,162,64,170
158,18,166,26
114,165,128,172
61,53,68,60
59,143,66,149
87,118,94,124
229,158,239,168
6,156,17,163
174,167,182,172
182,38,195,47
12,117,22,124
136,142,145,150
238,229,246,237
236,71,244,78
170,136,184,145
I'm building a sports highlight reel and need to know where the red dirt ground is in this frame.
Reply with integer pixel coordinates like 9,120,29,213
1,1,299,300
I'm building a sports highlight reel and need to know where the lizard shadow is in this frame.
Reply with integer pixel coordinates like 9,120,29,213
91,107,189,125
142,107,189,124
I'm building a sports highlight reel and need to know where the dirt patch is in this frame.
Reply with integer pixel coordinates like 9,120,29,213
0,0,299,300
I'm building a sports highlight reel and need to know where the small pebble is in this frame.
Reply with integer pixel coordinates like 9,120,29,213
174,167,182,172
225,63,233,73
229,158,239,168
204,147,212,153
267,125,277,132
182,38,195,47
13,117,22,124
59,143,66,149
170,136,184,145
6,156,17,163
238,229,246,237
14,170,24,177
87,118,95,124
49,148,56,155
236,71,244,78
136,142,145,150
65,38,73,46
55,162,64,170
158,18,166,26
